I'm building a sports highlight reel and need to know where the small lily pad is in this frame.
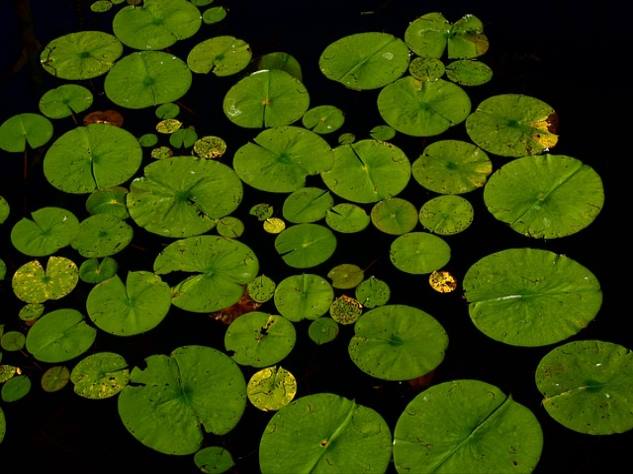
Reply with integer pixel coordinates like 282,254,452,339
329,295,363,325
325,203,370,233
12,257,79,304
71,214,133,258
85,186,129,219
1,375,31,402
193,136,227,159
202,6,226,24
41,366,70,393
71,352,129,399
90,1,112,13
302,105,345,134
247,275,276,304
338,132,355,145
282,187,333,223
194,446,235,474
274,274,334,322
0,407,4,442
389,232,451,274
11,207,79,257
216,216,244,238
156,119,182,134
250,204,273,221
79,257,118,284
19,303,45,322
428,270,458,293
155,102,180,119
187,36,252,76
369,124,395,141
327,264,364,289
274,223,337,269
355,276,390,308
263,217,286,234
308,317,339,345
408,57,445,81
371,197,418,235
39,84,93,119
247,366,297,412
170,127,197,148
0,113,54,152
1,331,25,352
446,59,493,86
257,52,302,80
0,196,9,224
419,195,474,235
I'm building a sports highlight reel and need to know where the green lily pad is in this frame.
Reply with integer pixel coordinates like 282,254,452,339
151,146,173,159
113,0,201,50
257,52,302,80
330,295,363,325
0,365,17,383
260,393,392,473
233,126,333,193
225,312,296,367
139,133,159,147
355,276,390,308
79,257,118,284
202,6,226,24
377,77,471,137
39,84,93,119
419,195,474,235
169,127,198,149
463,248,602,347
466,94,558,157
26,308,96,363
118,345,246,454
338,132,355,145
187,36,251,76
0,259,5,281
86,186,129,219
44,124,142,194
194,446,235,474
301,105,345,134
389,232,451,274
11,207,79,257
327,264,364,289
535,340,633,435
371,197,418,235
12,257,79,304
0,113,53,152
446,59,493,86
275,223,337,269
325,203,370,233
282,187,333,223
321,140,410,203
1,331,25,352
19,303,45,322
412,139,492,194
0,196,9,224
216,216,244,238
349,304,447,380
155,102,180,119
71,214,133,258
41,366,70,393
369,124,395,141
483,154,604,238
40,31,123,80
319,32,409,90
153,236,259,313
127,156,243,238
408,57,445,81
90,0,112,13
105,51,192,109
86,271,171,336
223,70,309,128
308,318,339,345
71,352,129,399
1,375,31,402
393,379,542,474
274,274,334,322
246,275,276,303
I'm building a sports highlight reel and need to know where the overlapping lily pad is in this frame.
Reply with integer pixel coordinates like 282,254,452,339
257,52,302,79
11,207,79,257
274,223,337,269
274,273,334,322
86,187,129,219
0,113,53,152
187,36,251,76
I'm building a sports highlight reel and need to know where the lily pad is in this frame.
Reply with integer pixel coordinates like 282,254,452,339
79,257,118,284
355,276,390,308
274,274,334,322
153,236,259,313
325,203,370,233
329,295,363,325
408,57,445,81
26,308,96,363
41,366,70,393
127,156,243,237
246,275,276,303
466,94,558,157
0,259,5,281
0,196,9,224
274,223,337,269
483,154,604,238
86,271,171,336
0,407,4,442
90,0,112,13
12,257,79,304
263,217,285,234
118,345,246,454
446,59,493,86
371,197,418,235
249,203,274,221
369,124,396,141
202,6,226,24
194,446,235,474
319,32,410,90
156,119,182,134
419,195,474,235
71,352,129,399
19,303,45,322
223,70,309,128
155,102,180,119
308,317,339,345
39,84,93,119
225,312,296,367
43,124,142,194
327,263,364,289
463,248,602,347
393,379,542,474
170,127,197,148
40,31,123,80
86,186,129,219
282,187,333,223
71,214,133,258
259,393,392,474
247,366,297,412
321,140,410,203
216,216,244,238
301,105,345,134
412,139,492,194
193,135,227,159
535,340,633,435
105,51,192,109
349,304,447,380
11,207,79,257
389,232,451,274
113,0,201,50
377,77,471,137
1,375,31,402
257,52,302,80
338,132,355,145
0,113,53,152
187,36,251,76
1,331,25,352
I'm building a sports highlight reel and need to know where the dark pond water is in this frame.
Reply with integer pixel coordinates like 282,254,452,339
0,0,627,472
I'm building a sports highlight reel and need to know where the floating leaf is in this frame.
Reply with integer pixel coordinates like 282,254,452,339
349,304,447,380
0,113,53,152
535,340,633,435
463,248,602,347
371,197,418,235
11,207,79,257
138,133,158,148
19,303,45,322
329,295,363,325
321,139,410,203
274,274,333,322
377,77,471,137
247,275,276,303
0,406,5,443
446,59,493,86
325,203,370,233
308,317,339,345
202,6,226,24
193,135,226,159
12,257,79,304
0,196,9,224
71,214,133,258
118,345,246,454
194,446,235,474
0,259,5,281
39,84,93,119
0,365,17,383
301,105,345,134
390,232,451,274
216,216,244,238
319,32,409,90
257,52,302,80
151,146,173,159
79,257,118,284
327,264,364,290
275,223,337,269
169,127,197,149
282,187,333,223
0,332,25,352
71,352,129,399
85,186,129,219
247,366,297,412
484,154,604,238
156,118,182,134
337,132,355,145
187,36,252,76
90,0,112,13
259,393,392,474
355,276,390,308
250,203,274,221
393,379,542,473
223,70,309,128
263,217,286,234
428,270,457,293
369,124,395,141
26,308,96,363
1,375,31,402
419,195,474,235
41,366,70,393
153,236,259,313
408,57,445,81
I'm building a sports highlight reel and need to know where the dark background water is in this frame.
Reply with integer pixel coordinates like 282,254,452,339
0,0,628,473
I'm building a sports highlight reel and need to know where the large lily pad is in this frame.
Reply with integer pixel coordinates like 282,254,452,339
12,257,79,304
466,94,558,157
39,84,93,119
105,51,192,109
319,32,410,90
389,232,451,274
86,271,171,336
113,0,201,50
233,126,333,193
153,236,259,313
259,393,392,474
393,379,542,474
536,340,633,435
273,273,334,321
127,156,243,237
71,352,129,399
118,345,246,454
187,36,251,76
223,70,309,128
274,223,337,269
11,207,79,257
483,154,604,238
43,124,142,194
463,248,602,347
0,113,53,152
71,214,133,258
377,77,471,137
348,304,448,380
